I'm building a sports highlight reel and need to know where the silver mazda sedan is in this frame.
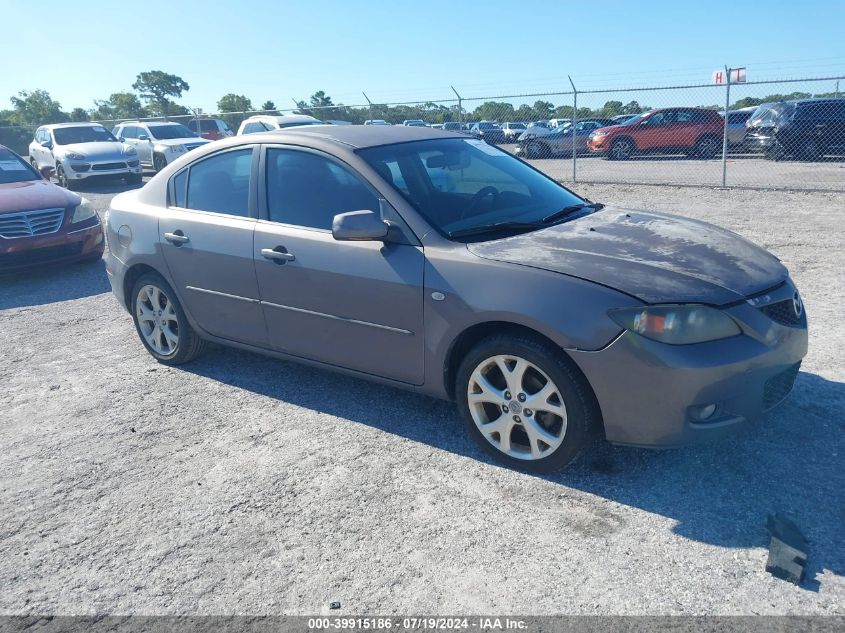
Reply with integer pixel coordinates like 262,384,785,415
105,126,808,472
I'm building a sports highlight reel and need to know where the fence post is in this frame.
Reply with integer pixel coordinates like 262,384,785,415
568,76,577,183
451,86,462,125
721,65,731,188
362,92,374,122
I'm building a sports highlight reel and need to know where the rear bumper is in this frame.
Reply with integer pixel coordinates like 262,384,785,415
568,287,808,448
0,219,104,272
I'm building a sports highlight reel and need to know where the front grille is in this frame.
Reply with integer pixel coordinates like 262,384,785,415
0,242,83,269
0,208,66,239
763,362,801,410
760,299,802,326
70,163,90,172
92,162,127,171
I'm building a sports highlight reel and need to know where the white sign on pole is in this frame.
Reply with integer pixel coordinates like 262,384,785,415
713,68,747,84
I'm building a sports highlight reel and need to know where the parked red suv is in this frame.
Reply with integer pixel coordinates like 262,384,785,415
185,118,233,141
588,108,724,160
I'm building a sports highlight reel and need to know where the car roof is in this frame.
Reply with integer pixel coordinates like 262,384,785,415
243,114,320,123
40,122,106,130
223,125,466,150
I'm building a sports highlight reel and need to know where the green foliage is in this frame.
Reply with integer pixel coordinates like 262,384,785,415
132,70,190,118
8,89,68,127
730,92,811,110
217,94,253,113
92,92,147,121
261,100,277,112
70,108,90,122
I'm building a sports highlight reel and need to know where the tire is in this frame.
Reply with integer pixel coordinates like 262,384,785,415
607,138,634,160
525,140,550,159
693,135,720,160
56,164,78,190
153,154,167,173
130,272,207,365
798,138,821,161
455,333,599,473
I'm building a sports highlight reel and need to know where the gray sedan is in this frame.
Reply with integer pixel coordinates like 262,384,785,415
516,118,617,158
105,126,807,472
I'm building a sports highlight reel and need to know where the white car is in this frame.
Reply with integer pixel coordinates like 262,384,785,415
112,121,210,173
28,122,142,190
364,119,391,125
237,114,323,135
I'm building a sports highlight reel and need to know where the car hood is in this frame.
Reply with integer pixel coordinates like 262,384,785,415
0,179,79,214
467,207,787,305
55,141,129,161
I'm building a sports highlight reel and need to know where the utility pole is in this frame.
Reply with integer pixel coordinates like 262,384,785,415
362,92,374,122
451,86,463,125
568,76,578,183
721,65,731,188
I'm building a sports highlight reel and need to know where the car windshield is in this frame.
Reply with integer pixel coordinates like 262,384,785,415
748,103,793,127
0,148,40,184
618,114,643,125
359,137,590,241
148,124,198,140
278,120,323,128
53,125,117,145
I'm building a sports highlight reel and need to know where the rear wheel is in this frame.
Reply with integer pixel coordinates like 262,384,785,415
693,135,720,159
798,138,821,161
130,272,207,365
607,138,634,160
456,334,599,473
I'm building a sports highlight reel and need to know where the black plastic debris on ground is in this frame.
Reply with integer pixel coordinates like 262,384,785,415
765,513,809,585
329,601,341,610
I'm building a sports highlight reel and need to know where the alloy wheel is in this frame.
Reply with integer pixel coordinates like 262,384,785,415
56,165,68,188
610,139,632,160
135,284,180,356
467,354,568,460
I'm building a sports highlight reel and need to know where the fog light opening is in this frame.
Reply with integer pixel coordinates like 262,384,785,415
689,403,718,422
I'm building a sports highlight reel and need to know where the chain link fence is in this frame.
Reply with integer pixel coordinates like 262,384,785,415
2,75,843,191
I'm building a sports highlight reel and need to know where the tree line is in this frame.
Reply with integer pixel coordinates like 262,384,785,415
1,68,841,155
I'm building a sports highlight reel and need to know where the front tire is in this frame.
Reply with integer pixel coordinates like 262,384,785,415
131,272,207,365
524,140,550,159
455,334,599,473
56,164,78,190
153,154,167,173
607,138,634,160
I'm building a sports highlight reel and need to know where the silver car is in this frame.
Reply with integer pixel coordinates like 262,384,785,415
105,126,807,472
517,118,616,158
28,123,142,190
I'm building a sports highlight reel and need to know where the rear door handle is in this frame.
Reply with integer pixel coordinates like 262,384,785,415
261,247,295,264
164,231,190,245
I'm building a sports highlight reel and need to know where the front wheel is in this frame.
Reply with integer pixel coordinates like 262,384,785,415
456,334,599,473
131,272,207,365
607,138,634,160
524,140,550,159
56,164,78,190
153,154,167,173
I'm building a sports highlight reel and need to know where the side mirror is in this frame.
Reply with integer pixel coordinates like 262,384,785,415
40,139,53,149
39,166,54,179
118,136,126,143
138,134,150,141
332,210,389,241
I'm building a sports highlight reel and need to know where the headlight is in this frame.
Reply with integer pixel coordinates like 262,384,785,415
608,305,741,345
71,199,97,224
169,144,186,153
123,145,137,156
590,131,608,139
65,151,86,160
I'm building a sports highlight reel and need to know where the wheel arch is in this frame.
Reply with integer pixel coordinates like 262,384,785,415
122,263,163,310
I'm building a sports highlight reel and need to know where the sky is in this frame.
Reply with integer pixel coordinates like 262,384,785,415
3,0,845,114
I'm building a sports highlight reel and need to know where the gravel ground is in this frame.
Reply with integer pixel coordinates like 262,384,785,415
1,177,843,615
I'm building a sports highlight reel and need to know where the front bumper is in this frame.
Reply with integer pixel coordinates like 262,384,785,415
744,134,775,153
569,283,808,447
0,218,104,272
64,157,141,181
587,139,609,154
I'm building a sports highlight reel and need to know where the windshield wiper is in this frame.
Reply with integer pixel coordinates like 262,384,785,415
541,202,604,224
448,221,542,239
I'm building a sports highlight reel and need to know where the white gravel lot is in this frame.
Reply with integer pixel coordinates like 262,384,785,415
0,179,843,616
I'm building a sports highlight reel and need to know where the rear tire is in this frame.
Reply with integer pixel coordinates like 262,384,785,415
455,333,599,473
607,138,634,160
798,138,821,161
693,135,720,159
130,272,207,365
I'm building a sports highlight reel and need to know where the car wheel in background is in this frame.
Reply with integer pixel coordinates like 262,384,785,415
455,333,599,473
153,154,167,173
131,272,207,365
798,138,821,161
607,138,634,160
693,135,720,160
524,140,550,159
56,164,78,191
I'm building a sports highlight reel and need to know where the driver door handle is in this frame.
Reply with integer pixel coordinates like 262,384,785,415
164,231,190,245
261,247,296,263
